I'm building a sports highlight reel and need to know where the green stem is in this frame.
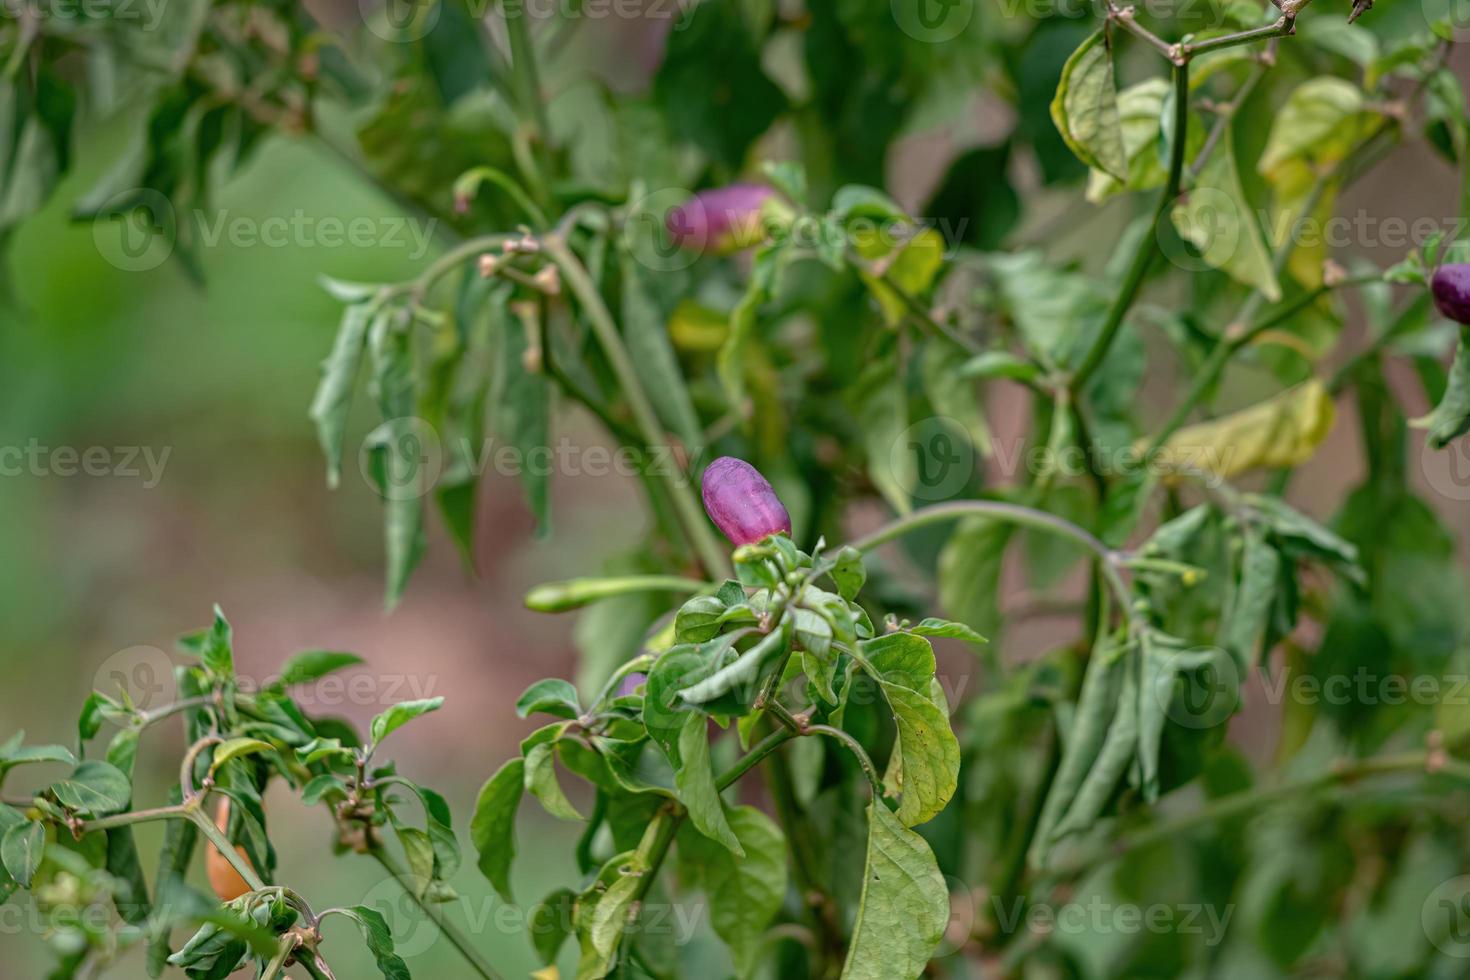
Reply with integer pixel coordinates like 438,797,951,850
544,234,731,579
502,0,554,204
1070,59,1190,390
189,805,268,893
806,724,882,795
262,936,298,980
1044,751,1470,883
1181,15,1294,59
842,500,1132,621
880,270,984,355
717,728,798,791
369,847,506,980
77,803,187,833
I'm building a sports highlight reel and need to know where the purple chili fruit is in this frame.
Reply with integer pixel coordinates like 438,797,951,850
701,456,792,547
666,184,775,255
1432,264,1470,325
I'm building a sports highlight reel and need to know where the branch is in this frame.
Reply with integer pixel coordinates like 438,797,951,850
368,848,506,980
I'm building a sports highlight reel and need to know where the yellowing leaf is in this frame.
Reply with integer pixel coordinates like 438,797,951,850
1051,31,1127,181
1148,379,1336,478
860,229,946,326
668,299,729,352
1258,78,1374,182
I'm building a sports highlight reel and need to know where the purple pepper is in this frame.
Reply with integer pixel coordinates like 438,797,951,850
666,184,774,255
1433,264,1470,325
701,456,792,547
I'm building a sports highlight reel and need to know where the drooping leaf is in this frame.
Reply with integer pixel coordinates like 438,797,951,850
677,805,787,976
1050,30,1127,180
876,681,960,827
1173,134,1281,301
525,742,583,822
370,698,444,747
309,301,373,489
674,713,742,855
1150,379,1336,479
471,757,524,902
841,801,948,979
345,905,412,980
1,819,44,887
1413,324,1470,448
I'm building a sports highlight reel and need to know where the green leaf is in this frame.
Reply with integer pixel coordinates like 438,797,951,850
50,761,132,816
370,698,444,747
276,650,365,687
1172,133,1281,301
363,314,427,607
938,517,1012,639
1258,77,1373,180
345,905,412,980
1222,526,1282,668
1137,629,1192,802
210,738,275,772
829,546,866,601
1,820,44,887
309,302,372,489
677,628,788,710
678,806,786,976
516,678,583,721
841,801,948,979
907,618,986,645
855,359,912,515
0,741,77,775
1086,77,1171,202
493,293,552,534
530,887,576,966
860,633,936,695
1050,30,1127,180
877,681,960,828
1053,650,1140,840
197,606,233,679
1413,324,1470,448
1245,494,1361,576
524,742,582,822
148,787,198,977
470,757,524,902
620,249,703,449
959,350,1042,383
674,714,742,856
644,642,729,764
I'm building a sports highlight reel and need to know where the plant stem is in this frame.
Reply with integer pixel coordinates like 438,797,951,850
1043,750,1470,883
369,847,506,980
842,500,1132,619
1181,14,1294,59
189,805,268,893
1070,59,1190,390
77,803,187,833
262,935,298,980
717,728,797,791
501,0,554,202
806,724,882,795
544,234,731,579
881,270,984,355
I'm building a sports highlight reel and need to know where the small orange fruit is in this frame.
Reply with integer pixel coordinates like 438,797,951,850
206,798,257,901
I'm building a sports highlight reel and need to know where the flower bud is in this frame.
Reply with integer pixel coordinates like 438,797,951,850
701,456,791,547
1432,264,1470,324
666,184,778,255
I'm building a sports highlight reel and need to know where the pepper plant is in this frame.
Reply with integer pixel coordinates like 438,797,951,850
8,0,1470,977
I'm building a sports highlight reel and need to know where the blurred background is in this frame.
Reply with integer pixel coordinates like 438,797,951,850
3,4,1470,977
